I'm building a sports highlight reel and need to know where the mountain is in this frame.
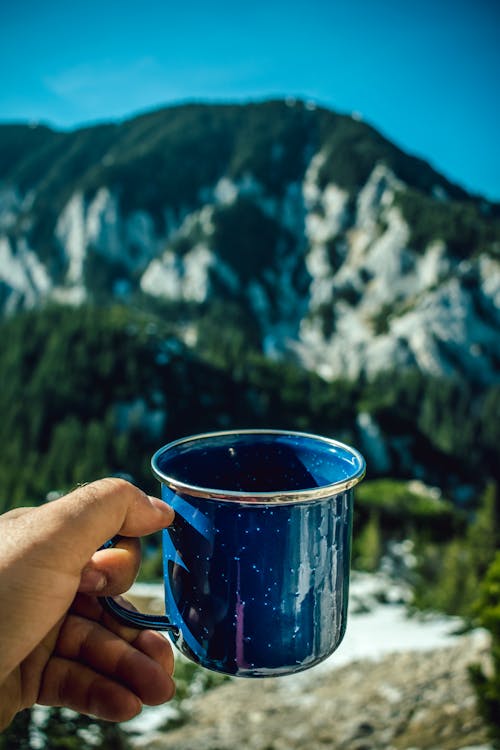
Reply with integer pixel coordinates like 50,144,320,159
1,99,499,386
2,103,499,747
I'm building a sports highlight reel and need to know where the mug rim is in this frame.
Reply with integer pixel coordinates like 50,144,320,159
151,429,366,504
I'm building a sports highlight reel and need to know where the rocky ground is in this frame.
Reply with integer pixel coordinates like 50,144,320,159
129,630,492,750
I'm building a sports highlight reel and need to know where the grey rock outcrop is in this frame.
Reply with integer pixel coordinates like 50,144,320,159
1,102,499,386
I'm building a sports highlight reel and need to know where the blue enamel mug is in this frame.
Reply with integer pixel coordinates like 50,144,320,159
102,430,365,677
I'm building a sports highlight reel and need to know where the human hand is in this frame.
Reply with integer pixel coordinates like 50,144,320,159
0,478,175,730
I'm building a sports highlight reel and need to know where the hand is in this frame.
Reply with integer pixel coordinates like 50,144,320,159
0,478,176,730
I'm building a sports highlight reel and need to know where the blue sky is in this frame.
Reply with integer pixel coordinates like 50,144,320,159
0,0,499,200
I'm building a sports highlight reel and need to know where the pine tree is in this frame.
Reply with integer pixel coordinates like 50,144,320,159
469,552,500,747
467,481,499,580
355,512,382,572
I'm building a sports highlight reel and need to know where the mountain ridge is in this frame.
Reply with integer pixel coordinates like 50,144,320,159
1,99,499,385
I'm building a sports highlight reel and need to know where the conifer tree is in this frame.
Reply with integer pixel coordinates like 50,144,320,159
469,551,500,747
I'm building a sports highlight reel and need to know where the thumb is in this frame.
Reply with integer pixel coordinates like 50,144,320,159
40,477,174,571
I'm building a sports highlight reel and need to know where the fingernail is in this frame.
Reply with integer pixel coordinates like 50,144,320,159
148,496,175,525
80,569,108,593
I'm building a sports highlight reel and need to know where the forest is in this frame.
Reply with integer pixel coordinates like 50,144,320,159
1,301,499,509
0,300,499,748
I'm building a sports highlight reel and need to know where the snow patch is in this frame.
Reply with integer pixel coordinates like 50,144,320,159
55,192,87,284
0,236,52,312
86,187,121,258
356,164,403,230
0,184,23,231
303,151,326,209
141,243,215,302
214,177,239,205
114,398,165,438
357,412,391,474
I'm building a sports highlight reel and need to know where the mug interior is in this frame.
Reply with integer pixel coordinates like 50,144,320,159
152,430,365,502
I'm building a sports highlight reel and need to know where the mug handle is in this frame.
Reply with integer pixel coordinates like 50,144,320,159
98,535,179,634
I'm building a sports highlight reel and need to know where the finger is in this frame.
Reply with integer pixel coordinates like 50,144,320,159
133,630,175,676
72,593,145,642
70,594,175,676
101,596,144,642
35,478,174,572
38,657,144,722
78,538,142,595
55,614,175,705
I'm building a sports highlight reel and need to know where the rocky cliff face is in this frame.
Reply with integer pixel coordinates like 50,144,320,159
1,101,499,384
